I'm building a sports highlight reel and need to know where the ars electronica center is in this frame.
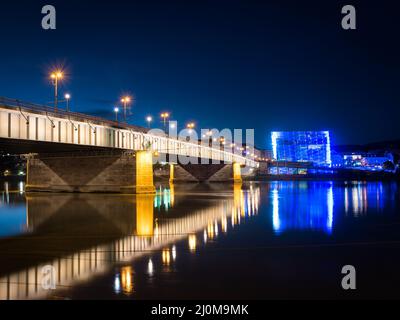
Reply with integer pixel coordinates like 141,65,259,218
271,131,332,167
269,130,395,174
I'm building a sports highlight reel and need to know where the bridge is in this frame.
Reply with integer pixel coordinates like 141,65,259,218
0,97,258,193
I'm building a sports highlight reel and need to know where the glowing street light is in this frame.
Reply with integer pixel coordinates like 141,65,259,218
160,112,170,130
146,115,153,128
50,70,63,112
120,96,131,123
114,107,119,122
64,93,71,112
186,122,195,134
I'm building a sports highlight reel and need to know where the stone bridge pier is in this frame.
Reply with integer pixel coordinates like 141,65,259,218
168,161,242,184
25,150,156,194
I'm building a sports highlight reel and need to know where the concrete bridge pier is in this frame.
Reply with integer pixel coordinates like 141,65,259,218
169,161,243,183
25,150,156,194
233,162,243,184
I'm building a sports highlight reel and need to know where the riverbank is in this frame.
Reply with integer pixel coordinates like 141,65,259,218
252,171,400,181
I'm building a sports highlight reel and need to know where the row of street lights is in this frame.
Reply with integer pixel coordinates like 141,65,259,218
48,69,255,157
47,69,258,160
49,69,192,131
142,113,196,132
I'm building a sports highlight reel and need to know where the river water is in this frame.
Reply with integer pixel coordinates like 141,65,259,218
0,180,399,299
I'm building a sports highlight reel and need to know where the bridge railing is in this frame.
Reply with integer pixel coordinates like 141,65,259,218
141,132,257,166
0,96,146,132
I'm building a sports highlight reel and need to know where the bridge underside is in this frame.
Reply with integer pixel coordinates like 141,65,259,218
0,137,244,193
0,137,112,154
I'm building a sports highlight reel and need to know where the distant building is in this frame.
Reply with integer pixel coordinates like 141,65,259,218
257,149,273,161
271,131,332,167
331,150,394,171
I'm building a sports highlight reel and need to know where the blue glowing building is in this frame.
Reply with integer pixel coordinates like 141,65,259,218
271,131,332,167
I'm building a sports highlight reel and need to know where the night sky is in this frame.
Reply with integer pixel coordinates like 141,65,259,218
0,0,399,148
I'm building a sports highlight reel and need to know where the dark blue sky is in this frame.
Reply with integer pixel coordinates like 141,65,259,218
0,0,399,148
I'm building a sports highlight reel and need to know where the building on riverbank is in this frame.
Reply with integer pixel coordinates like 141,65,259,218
271,131,332,167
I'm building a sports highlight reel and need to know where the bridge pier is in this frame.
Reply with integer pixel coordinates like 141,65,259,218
171,162,243,183
25,151,155,194
233,162,242,184
135,151,156,194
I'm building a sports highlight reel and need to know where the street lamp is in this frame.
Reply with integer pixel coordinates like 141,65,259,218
64,93,71,112
160,112,170,131
50,71,63,112
186,122,195,133
114,107,119,122
205,130,213,147
120,96,131,123
146,116,153,128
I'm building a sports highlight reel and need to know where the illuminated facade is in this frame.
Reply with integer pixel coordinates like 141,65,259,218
271,131,332,167
331,150,394,171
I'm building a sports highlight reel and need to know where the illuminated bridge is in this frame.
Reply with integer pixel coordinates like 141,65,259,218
0,97,258,193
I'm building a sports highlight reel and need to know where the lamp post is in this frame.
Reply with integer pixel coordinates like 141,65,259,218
50,71,63,112
64,93,71,112
206,130,213,147
160,112,170,131
186,122,195,134
146,116,153,128
114,107,119,122
120,96,131,123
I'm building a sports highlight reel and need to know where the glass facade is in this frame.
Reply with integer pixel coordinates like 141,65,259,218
271,131,332,167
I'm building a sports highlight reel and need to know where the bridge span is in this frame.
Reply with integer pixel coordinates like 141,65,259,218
0,97,258,193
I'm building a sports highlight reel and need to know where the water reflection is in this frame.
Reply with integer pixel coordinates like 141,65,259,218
154,184,175,210
114,266,134,295
0,183,260,300
136,194,154,236
1,180,396,299
271,181,335,234
270,181,398,235
343,181,391,216
0,181,26,237
188,234,196,251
